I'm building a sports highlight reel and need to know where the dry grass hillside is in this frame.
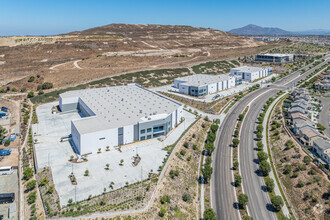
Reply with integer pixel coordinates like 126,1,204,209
0,23,288,91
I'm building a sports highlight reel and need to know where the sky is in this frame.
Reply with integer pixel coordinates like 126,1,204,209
0,0,329,36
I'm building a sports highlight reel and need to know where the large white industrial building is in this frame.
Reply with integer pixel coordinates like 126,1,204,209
59,84,183,155
230,66,272,82
174,74,235,96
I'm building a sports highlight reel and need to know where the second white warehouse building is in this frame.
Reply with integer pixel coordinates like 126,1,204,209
174,74,235,97
230,66,272,82
59,84,183,155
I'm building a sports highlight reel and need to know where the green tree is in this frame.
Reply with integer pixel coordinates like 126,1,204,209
238,114,244,121
256,125,264,133
256,132,263,140
234,174,242,187
106,163,110,170
265,177,274,192
38,90,44,95
203,208,216,220
68,198,73,205
210,124,219,133
85,169,89,176
202,165,213,183
232,138,240,148
23,168,34,180
284,165,292,175
26,180,37,191
238,193,248,209
40,177,49,186
260,161,271,176
4,140,10,146
271,196,284,211
207,132,216,143
257,151,268,162
205,142,215,155
28,192,36,204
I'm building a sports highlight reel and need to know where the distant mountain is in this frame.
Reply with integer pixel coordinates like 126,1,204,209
293,29,330,35
229,24,291,36
229,24,330,36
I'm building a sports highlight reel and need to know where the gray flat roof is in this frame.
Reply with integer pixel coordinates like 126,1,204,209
175,74,233,87
60,84,181,134
231,66,268,73
314,138,330,150
261,53,294,57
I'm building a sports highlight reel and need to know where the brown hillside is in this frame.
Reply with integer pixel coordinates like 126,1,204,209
0,23,285,91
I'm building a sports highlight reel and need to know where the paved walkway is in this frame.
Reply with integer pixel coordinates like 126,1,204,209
262,93,291,218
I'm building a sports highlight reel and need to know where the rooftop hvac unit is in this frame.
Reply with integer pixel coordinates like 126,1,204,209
148,117,151,120
140,110,142,113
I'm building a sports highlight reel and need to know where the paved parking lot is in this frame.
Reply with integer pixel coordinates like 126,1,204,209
0,170,18,220
33,102,196,206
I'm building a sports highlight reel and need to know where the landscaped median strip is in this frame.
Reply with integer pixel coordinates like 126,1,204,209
262,92,297,219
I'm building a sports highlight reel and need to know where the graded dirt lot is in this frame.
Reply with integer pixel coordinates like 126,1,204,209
0,24,290,92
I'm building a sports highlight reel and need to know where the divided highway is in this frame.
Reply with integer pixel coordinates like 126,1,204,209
212,55,330,220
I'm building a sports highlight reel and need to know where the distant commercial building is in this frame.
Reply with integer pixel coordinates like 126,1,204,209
255,53,294,63
174,74,235,97
59,84,183,155
230,66,272,82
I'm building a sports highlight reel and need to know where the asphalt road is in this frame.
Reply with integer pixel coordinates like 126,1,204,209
319,97,330,139
212,55,330,220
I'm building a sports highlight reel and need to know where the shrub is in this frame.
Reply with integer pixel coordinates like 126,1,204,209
159,207,166,217
292,172,299,178
26,180,37,191
297,180,305,188
234,129,239,137
23,168,34,180
27,192,36,204
68,198,73,205
203,208,216,220
169,169,179,179
40,177,48,186
303,156,312,165
265,177,274,192
298,163,306,171
41,82,53,90
47,184,55,194
183,142,189,149
4,140,10,146
160,195,171,204
271,196,284,211
27,91,35,98
180,149,186,156
233,161,239,170
283,165,292,175
182,193,191,202
28,76,35,82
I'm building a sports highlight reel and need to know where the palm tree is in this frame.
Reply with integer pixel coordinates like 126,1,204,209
106,146,110,151
106,163,110,170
